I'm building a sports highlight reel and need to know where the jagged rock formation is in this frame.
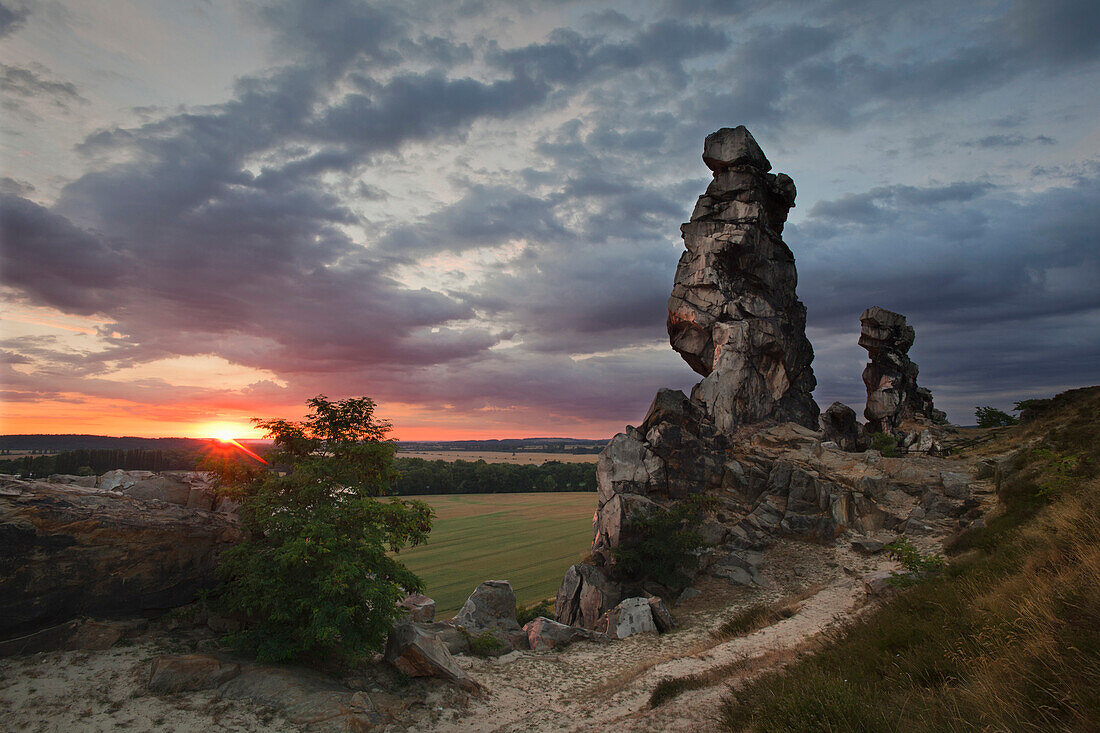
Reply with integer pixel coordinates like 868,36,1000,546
860,306,946,434
668,125,818,433
556,129,971,630
0,476,242,639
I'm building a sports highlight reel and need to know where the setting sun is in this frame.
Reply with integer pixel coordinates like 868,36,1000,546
201,422,255,443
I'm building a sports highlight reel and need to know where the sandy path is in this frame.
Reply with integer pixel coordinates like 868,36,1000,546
424,540,891,733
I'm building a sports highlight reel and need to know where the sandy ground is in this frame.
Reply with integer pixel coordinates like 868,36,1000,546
0,638,297,733
1,474,985,733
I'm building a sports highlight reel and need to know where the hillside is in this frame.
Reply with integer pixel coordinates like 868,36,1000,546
719,386,1100,731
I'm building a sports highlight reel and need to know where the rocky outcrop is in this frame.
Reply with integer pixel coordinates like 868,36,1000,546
820,402,867,452
97,470,220,511
0,477,242,639
668,125,818,432
453,580,529,651
860,307,946,434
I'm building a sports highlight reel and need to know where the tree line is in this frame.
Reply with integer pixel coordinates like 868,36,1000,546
0,448,598,494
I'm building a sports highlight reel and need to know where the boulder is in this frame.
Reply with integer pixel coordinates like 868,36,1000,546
647,596,675,633
820,402,867,452
860,307,946,434
702,125,772,173
861,570,897,596
523,617,609,651
398,593,436,623
599,597,658,639
676,587,701,605
453,580,529,650
940,472,971,499
0,478,242,639
148,654,241,693
851,538,885,554
555,563,621,630
383,622,478,691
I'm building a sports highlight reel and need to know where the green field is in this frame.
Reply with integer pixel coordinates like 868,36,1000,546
395,492,596,618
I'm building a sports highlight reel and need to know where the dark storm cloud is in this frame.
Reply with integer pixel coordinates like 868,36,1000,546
0,1,27,38
794,174,1100,418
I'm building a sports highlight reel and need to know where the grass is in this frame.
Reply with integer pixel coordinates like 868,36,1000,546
720,385,1100,732
715,602,797,639
393,492,596,617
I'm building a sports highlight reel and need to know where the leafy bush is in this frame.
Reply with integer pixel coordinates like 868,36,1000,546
212,395,434,665
868,432,898,457
975,405,1019,427
516,599,555,627
466,630,506,657
612,495,719,591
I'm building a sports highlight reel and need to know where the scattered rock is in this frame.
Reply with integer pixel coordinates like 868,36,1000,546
523,617,609,651
398,593,436,623
647,596,675,633
555,564,621,629
861,570,897,596
453,580,529,651
383,622,477,690
148,654,241,693
598,597,658,639
940,472,971,499
850,539,885,554
676,587,701,605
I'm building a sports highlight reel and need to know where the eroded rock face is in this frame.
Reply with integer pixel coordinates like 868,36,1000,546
398,593,436,623
555,563,621,628
668,125,818,432
597,597,657,639
383,622,475,689
0,478,242,639
860,307,946,434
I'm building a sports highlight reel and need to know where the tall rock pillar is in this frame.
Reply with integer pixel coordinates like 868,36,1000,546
668,126,818,432
860,306,946,434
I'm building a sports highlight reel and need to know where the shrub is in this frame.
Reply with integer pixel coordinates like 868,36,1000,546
975,405,1019,428
212,395,434,665
612,495,719,591
716,602,796,639
868,432,898,457
516,599,555,627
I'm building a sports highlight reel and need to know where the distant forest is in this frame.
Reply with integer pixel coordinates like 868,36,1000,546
0,448,597,494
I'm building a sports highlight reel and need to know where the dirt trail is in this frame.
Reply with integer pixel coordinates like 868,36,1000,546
425,539,895,733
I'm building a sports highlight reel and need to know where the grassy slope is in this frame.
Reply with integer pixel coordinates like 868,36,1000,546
721,386,1100,732
394,492,595,617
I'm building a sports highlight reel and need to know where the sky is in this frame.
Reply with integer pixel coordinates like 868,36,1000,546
1,0,1098,440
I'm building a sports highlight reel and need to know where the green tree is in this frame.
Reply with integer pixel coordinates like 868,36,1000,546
213,395,434,665
975,405,1019,428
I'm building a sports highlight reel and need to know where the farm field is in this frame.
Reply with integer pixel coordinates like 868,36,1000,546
395,450,598,464
396,492,596,618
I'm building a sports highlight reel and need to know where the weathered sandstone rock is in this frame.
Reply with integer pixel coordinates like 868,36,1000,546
555,563,621,628
148,654,241,693
523,616,609,651
668,125,818,432
453,580,529,651
598,597,657,639
860,307,946,434
384,622,476,690
0,478,242,639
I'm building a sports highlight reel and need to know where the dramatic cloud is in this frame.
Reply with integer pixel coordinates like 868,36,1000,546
1,0,1098,435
